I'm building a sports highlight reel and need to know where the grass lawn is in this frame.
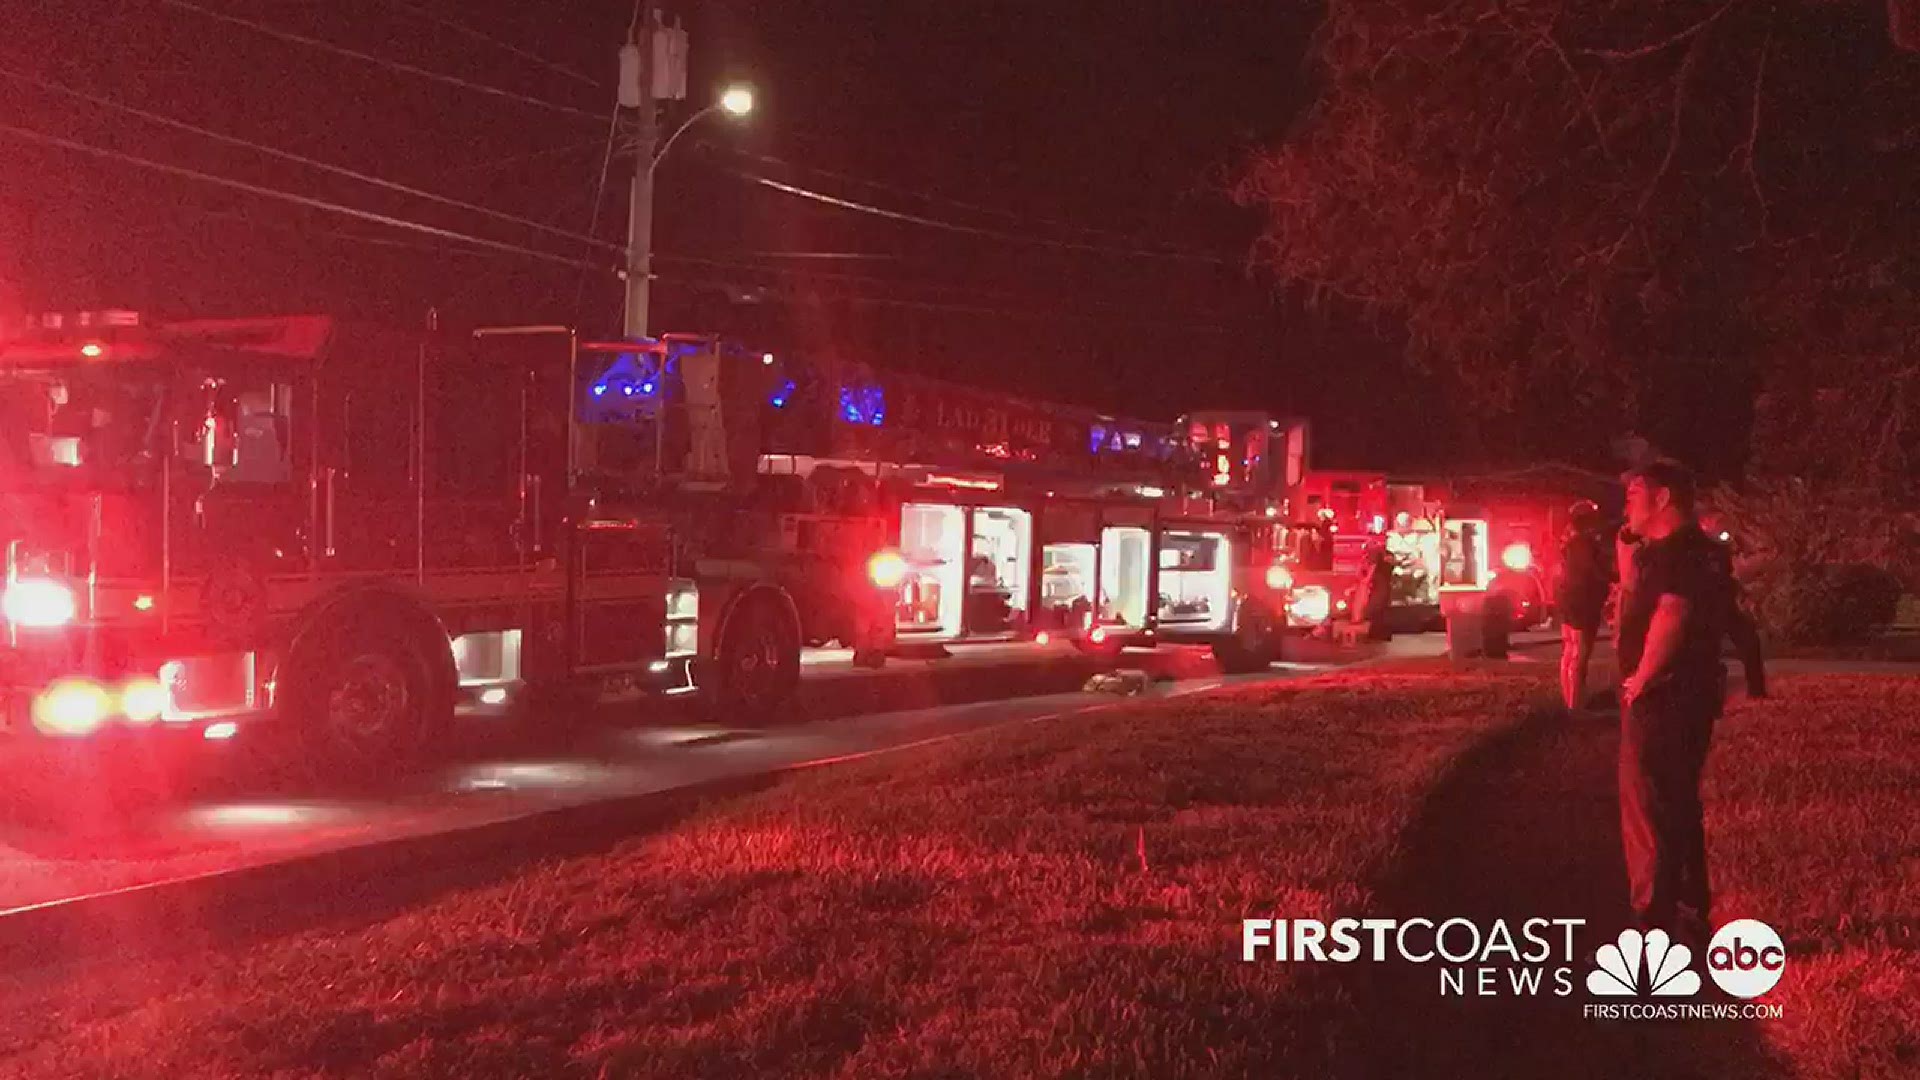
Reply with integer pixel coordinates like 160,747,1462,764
0,665,1911,1079
1705,675,1920,1079
0,673,1545,1079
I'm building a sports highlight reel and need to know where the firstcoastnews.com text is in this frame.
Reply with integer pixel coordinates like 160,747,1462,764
1584,1002,1785,1021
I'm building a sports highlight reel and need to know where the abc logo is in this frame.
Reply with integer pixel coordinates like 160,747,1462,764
1706,919,1786,999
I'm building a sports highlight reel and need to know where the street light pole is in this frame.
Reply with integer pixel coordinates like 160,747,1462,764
622,10,659,339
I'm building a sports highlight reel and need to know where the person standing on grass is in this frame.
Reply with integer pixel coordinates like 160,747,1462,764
1615,460,1731,953
1701,518,1769,700
1555,500,1611,712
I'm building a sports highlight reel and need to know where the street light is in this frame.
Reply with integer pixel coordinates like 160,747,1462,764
647,85,754,180
627,85,755,336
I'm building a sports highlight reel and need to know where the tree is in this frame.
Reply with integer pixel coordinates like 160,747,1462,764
1239,1,1920,477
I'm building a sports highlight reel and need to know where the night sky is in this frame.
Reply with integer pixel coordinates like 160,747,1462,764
2,1,1458,469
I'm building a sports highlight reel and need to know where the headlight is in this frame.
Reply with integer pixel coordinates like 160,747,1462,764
1501,543,1532,572
1264,564,1293,591
33,678,111,736
867,550,908,588
1287,586,1331,626
120,677,169,723
2,578,77,628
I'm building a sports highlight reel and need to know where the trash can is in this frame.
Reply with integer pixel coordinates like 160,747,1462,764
1481,592,1513,659
1442,590,1512,663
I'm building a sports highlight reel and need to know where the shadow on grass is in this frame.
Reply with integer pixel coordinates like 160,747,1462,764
1338,705,1789,1078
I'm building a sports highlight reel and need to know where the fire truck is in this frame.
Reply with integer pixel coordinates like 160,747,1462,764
742,356,1314,669
1408,466,1621,630
0,312,913,773
1,310,1324,774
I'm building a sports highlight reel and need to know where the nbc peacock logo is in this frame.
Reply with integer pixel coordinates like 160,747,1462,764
1585,928,1702,997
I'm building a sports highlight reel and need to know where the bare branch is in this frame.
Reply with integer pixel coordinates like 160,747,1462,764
1743,16,1775,236
1635,33,1705,220
1582,0,1741,61
1526,13,1616,166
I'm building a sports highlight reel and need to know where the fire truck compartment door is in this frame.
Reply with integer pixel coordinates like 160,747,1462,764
569,520,673,672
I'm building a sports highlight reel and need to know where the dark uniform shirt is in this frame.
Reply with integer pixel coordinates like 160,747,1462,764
1616,524,1729,697
1555,529,1612,628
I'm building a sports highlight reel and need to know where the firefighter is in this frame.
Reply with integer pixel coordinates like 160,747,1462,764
1554,500,1612,712
1701,517,1768,699
1352,535,1395,641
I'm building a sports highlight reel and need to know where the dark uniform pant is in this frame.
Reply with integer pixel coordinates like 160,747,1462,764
1618,683,1720,944
1728,608,1767,696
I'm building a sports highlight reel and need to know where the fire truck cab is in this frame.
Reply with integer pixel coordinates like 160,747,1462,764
0,312,716,771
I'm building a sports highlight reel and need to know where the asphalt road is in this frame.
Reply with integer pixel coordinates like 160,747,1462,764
0,635,1448,915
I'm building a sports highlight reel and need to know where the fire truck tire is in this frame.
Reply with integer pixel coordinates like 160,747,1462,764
1213,604,1281,674
284,615,449,779
710,594,801,723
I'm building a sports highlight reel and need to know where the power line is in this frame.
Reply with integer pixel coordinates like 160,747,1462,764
572,101,626,316
720,146,1218,257
2,67,624,254
159,0,600,120
440,137,607,178
185,205,511,259
0,121,606,273
739,251,911,261
653,252,1182,313
723,167,1234,265
381,1,597,86
659,273,1234,333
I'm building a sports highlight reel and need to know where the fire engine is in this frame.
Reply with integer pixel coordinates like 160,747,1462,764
0,310,1322,775
0,312,892,773
748,355,1314,671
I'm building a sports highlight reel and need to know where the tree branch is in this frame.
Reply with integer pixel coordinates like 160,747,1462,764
1742,16,1775,236
1535,22,1616,165
1635,33,1705,221
1583,0,1741,61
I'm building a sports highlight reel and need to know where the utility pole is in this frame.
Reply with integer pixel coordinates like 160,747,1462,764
617,9,737,339
622,3,658,339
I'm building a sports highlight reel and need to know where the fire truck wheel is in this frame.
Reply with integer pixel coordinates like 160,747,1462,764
287,620,445,778
1213,604,1280,674
712,596,801,723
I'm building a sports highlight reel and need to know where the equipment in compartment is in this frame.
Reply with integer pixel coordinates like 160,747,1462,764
897,502,965,637
1038,542,1096,631
966,507,1031,635
1439,518,1491,591
1155,530,1231,630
